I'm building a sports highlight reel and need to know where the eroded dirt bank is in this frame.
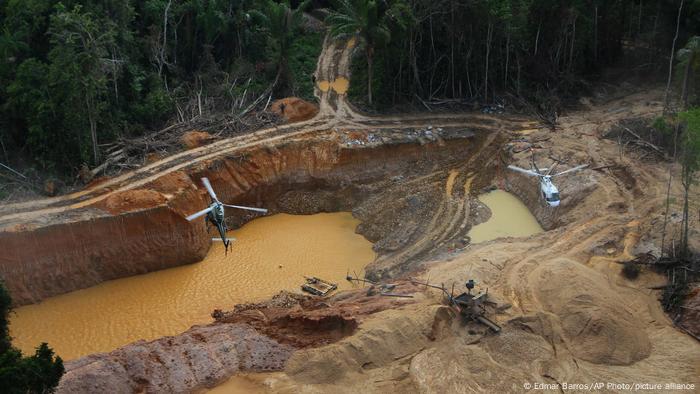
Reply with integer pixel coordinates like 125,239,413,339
1,117,525,306
1,191,210,305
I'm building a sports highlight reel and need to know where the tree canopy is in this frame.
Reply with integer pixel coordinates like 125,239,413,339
0,281,64,393
0,0,698,181
0,0,322,176
327,0,412,104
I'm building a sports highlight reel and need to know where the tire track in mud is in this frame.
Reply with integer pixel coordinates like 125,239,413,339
369,130,504,277
0,115,528,228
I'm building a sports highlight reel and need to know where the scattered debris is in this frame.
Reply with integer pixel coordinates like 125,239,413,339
301,276,338,296
627,252,657,266
481,103,505,114
0,162,27,179
603,120,668,161
346,274,414,298
95,108,281,177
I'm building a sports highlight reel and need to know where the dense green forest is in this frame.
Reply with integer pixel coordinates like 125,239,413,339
340,0,700,108
0,0,698,179
0,0,321,176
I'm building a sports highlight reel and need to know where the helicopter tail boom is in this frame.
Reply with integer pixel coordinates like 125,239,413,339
552,164,588,177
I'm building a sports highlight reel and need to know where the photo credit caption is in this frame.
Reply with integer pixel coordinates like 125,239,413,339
522,382,696,391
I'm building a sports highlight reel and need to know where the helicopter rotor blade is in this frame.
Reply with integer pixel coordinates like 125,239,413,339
212,237,236,242
186,206,213,221
545,162,559,176
552,164,588,177
201,177,218,202
507,165,541,177
222,204,268,213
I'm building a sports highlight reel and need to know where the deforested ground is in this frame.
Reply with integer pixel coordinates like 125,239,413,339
40,87,699,393
2,40,699,392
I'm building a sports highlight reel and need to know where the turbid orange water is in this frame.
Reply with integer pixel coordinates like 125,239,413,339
468,190,543,243
10,213,375,360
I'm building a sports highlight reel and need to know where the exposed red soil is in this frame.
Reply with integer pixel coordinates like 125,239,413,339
0,124,495,306
214,282,420,348
270,97,319,123
145,170,194,195
85,176,111,188
5,27,695,392
97,189,168,214
181,130,214,149
146,152,166,163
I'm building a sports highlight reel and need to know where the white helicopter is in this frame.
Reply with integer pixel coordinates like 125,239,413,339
186,177,268,252
507,154,588,207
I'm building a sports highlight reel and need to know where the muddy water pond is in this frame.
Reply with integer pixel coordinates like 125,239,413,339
10,212,375,360
468,190,543,243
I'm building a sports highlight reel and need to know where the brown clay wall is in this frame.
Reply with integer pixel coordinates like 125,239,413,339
0,131,477,305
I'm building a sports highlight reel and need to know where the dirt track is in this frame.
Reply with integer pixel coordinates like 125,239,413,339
0,116,528,223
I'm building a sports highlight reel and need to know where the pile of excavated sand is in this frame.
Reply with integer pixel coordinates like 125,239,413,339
244,271,698,393
533,258,652,365
181,130,214,149
269,98,319,123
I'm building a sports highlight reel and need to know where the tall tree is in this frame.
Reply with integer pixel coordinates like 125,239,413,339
661,35,700,253
327,0,410,105
678,108,700,260
677,36,700,109
253,0,311,93
664,0,684,111
48,4,118,164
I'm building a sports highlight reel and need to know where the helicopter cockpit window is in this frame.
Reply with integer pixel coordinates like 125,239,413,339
546,193,560,202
